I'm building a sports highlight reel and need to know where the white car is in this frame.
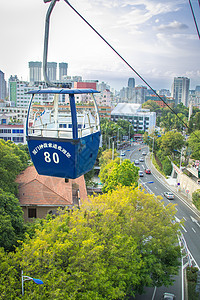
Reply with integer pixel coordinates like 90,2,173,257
142,151,147,156
134,160,139,165
139,157,144,162
162,292,176,299
164,192,175,200
138,171,144,177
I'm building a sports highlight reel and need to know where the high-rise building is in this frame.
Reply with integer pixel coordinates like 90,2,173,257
171,77,190,107
59,62,68,80
133,86,147,104
47,62,57,81
29,61,42,82
128,78,135,88
0,70,6,100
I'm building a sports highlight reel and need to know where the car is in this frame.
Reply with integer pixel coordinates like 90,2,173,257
139,157,144,162
162,292,176,299
138,171,144,177
144,168,151,174
164,192,175,200
134,160,139,165
139,148,141,151
142,151,147,155
121,151,125,156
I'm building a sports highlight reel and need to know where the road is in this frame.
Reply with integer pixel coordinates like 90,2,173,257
122,142,200,299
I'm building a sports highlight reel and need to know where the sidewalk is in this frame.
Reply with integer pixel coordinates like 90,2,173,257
146,154,200,218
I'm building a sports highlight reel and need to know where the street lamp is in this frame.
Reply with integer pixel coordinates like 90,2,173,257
139,180,154,194
129,124,132,141
22,270,44,296
173,148,184,170
117,127,121,150
148,136,154,168
108,136,116,149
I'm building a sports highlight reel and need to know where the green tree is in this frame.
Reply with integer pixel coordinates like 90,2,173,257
99,148,118,168
192,189,200,210
188,130,200,160
0,140,29,195
0,189,24,251
157,131,184,158
99,158,139,192
0,186,181,299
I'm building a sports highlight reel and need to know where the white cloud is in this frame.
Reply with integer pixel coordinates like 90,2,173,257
156,21,188,31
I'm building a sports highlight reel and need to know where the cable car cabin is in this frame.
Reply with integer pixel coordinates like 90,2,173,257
26,88,101,179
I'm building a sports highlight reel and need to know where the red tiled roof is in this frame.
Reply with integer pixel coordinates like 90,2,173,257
16,166,88,206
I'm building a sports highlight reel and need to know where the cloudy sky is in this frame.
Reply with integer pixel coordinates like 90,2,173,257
0,0,200,91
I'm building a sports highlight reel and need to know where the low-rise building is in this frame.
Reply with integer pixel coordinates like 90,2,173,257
16,166,88,222
0,113,26,144
111,103,156,133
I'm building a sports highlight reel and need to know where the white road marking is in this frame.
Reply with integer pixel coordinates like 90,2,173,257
183,217,187,221
190,216,200,228
192,227,196,233
181,225,187,232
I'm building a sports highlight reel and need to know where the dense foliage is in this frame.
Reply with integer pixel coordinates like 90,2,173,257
188,130,200,160
99,157,139,192
0,140,29,195
144,131,185,176
0,189,25,251
0,186,181,299
0,139,29,251
186,267,200,300
192,189,200,210
100,118,134,150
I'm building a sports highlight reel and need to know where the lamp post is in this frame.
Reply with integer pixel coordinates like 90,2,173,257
139,180,154,194
117,127,121,150
148,136,154,168
112,141,114,160
173,148,184,170
129,124,131,141
109,136,116,149
22,270,44,296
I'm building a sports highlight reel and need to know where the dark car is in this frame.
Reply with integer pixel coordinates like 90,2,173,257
144,168,151,174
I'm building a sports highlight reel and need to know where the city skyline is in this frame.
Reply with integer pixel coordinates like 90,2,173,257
0,0,200,91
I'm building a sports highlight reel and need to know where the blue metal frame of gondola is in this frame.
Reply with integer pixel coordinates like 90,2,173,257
26,88,100,141
26,88,101,179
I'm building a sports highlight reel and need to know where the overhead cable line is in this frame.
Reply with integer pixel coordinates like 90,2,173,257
188,0,200,39
64,0,199,139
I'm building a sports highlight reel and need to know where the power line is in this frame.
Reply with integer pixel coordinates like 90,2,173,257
63,0,199,139
188,0,200,39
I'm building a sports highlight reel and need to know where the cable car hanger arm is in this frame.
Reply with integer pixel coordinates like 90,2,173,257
43,0,60,87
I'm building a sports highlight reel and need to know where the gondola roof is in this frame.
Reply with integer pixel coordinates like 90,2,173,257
27,89,100,95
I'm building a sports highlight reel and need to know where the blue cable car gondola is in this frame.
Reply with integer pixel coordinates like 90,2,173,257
26,88,101,179
26,0,101,179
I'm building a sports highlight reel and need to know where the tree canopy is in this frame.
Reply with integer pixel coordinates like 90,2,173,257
0,140,29,195
0,186,181,299
188,130,200,160
99,158,139,192
0,188,25,251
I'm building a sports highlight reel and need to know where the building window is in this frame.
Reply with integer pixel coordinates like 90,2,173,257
28,208,37,218
13,137,24,143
